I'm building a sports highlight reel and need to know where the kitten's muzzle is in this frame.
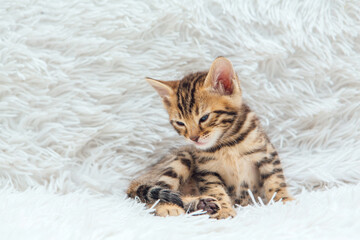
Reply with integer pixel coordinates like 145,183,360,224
190,136,200,142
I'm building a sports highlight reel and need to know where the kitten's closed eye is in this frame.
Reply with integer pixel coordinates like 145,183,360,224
176,121,185,126
199,114,209,123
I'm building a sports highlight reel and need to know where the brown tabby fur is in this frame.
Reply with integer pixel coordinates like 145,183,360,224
127,57,294,219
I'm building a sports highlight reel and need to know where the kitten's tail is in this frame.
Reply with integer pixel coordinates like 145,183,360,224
127,182,184,208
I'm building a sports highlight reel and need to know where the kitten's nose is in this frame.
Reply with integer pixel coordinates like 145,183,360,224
190,136,200,142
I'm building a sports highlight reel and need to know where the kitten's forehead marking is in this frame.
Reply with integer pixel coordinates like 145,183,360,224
176,72,207,117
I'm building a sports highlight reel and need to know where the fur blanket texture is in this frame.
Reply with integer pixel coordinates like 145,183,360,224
1,0,360,239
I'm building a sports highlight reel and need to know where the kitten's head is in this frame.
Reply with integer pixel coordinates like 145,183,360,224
147,57,243,150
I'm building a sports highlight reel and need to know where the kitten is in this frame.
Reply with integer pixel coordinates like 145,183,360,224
127,57,294,219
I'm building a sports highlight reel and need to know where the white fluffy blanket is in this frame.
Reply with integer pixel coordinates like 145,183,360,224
1,1,360,239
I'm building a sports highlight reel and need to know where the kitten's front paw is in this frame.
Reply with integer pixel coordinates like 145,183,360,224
155,203,185,217
212,207,236,219
196,197,220,215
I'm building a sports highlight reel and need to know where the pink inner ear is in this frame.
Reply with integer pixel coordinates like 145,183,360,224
215,71,233,95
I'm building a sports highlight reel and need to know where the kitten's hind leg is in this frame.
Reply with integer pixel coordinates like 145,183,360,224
127,148,196,217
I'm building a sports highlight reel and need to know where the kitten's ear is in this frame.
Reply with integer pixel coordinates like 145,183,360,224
204,57,239,95
146,78,178,99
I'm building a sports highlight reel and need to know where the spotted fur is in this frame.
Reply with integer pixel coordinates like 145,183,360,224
127,57,294,219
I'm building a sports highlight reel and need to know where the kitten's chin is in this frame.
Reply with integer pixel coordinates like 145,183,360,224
191,132,221,150
186,138,216,150
193,141,215,150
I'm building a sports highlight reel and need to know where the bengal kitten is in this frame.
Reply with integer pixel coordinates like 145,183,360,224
127,57,294,219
